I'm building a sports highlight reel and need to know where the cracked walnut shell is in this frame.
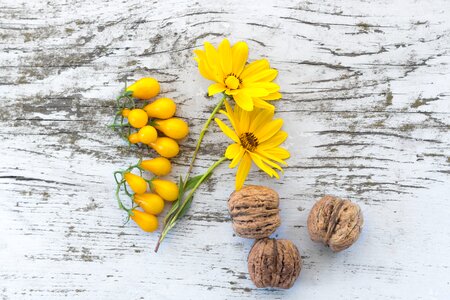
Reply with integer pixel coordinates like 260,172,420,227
307,195,363,252
228,185,280,239
248,238,302,289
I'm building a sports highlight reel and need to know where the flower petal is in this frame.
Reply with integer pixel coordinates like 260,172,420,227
242,69,278,84
223,100,239,131
248,108,274,132
257,149,288,165
215,118,240,142
197,60,216,81
233,91,254,111
239,87,270,98
240,59,270,79
254,119,283,143
255,151,285,171
235,153,252,190
229,147,245,168
193,49,206,62
219,111,237,134
260,155,283,171
204,42,223,82
266,147,290,160
225,89,239,95
231,41,248,76
218,39,232,76
258,131,288,150
208,83,226,96
253,98,275,111
249,152,278,178
225,143,241,159
237,105,250,133
261,92,282,101
204,43,219,67
244,82,280,93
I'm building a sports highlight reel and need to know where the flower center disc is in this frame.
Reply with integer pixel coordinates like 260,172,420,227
225,75,240,90
240,132,258,151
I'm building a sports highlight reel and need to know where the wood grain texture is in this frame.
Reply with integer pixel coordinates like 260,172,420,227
1,0,449,299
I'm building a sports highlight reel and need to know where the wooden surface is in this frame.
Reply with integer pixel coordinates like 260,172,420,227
1,0,449,299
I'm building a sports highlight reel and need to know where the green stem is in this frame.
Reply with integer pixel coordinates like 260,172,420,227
155,156,227,252
114,161,143,213
183,95,226,186
115,181,131,214
108,123,130,128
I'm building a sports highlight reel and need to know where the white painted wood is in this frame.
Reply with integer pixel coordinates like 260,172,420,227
0,0,449,299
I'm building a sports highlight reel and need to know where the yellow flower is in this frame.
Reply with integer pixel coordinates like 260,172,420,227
194,39,282,111
214,100,290,190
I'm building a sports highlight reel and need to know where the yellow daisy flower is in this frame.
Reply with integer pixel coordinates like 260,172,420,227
214,100,290,190
194,39,282,111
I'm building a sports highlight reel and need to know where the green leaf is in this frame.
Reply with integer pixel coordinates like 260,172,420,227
185,172,212,191
173,172,213,220
177,195,193,220
184,174,202,191
163,175,205,228
177,175,185,199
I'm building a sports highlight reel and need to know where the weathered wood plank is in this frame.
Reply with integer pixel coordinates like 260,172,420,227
0,0,449,299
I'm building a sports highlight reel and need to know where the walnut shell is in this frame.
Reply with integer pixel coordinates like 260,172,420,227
228,185,280,239
248,238,302,289
307,195,363,252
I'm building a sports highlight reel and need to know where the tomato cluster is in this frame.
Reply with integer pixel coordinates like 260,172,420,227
112,78,188,233
119,80,189,157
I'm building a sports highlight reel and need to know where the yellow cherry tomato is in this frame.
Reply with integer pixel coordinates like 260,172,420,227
144,98,176,119
151,179,179,202
126,78,160,100
133,193,165,215
155,118,189,140
128,132,140,144
124,173,147,194
138,125,157,144
139,157,172,176
149,137,179,158
128,109,148,129
122,108,130,117
130,209,158,232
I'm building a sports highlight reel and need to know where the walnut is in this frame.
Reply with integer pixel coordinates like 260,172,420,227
228,185,280,239
307,195,363,252
248,238,302,289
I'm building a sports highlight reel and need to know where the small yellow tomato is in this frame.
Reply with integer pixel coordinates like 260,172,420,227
126,78,160,100
133,193,165,215
151,179,179,201
139,157,172,176
128,132,140,144
128,109,148,129
144,98,176,119
149,137,179,158
138,125,157,144
130,209,158,232
155,118,189,140
124,173,147,194
122,108,130,117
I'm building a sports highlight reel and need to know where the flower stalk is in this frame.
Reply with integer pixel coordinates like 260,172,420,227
183,95,226,185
